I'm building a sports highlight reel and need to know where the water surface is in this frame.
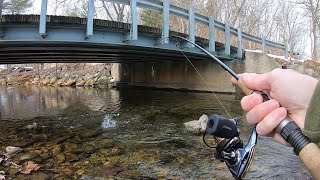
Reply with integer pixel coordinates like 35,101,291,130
0,86,311,179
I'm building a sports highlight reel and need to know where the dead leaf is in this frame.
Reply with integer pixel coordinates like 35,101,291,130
20,161,41,174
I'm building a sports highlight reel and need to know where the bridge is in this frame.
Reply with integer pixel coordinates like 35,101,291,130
0,0,289,64
0,0,289,92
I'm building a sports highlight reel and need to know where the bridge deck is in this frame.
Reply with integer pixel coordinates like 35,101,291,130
0,15,238,64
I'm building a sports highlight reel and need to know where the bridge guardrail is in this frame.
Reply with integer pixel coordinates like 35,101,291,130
0,0,290,59
104,0,289,58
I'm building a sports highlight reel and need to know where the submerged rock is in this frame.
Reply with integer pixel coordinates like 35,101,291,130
184,114,208,134
62,167,73,176
64,143,78,153
55,154,66,163
29,172,50,180
6,146,22,156
82,144,96,153
51,145,61,155
65,153,79,162
25,122,37,130
76,169,85,176
96,139,114,149
19,153,37,162
103,156,120,168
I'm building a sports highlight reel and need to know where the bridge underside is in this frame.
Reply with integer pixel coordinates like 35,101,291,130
0,41,233,64
0,15,239,64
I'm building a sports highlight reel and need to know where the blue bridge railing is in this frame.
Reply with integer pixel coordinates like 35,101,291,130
102,0,289,58
0,0,290,59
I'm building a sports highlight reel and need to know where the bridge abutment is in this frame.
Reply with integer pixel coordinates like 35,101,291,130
111,60,243,93
110,51,299,93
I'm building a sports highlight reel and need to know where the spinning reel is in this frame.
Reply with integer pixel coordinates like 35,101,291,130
203,114,257,180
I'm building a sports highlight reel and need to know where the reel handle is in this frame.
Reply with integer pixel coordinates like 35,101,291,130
237,78,320,179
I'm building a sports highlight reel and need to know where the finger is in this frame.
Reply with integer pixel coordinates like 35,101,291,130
256,107,287,136
239,73,272,91
240,93,264,111
231,77,237,85
246,99,280,124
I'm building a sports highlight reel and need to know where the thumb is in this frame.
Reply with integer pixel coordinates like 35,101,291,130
239,73,272,92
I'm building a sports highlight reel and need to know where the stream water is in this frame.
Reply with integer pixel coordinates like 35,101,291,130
0,86,311,179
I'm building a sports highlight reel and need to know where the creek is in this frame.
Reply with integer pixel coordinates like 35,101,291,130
0,85,311,179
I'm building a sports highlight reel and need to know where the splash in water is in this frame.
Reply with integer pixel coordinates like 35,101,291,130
101,114,117,129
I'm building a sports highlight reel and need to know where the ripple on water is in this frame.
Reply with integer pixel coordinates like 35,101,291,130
101,114,117,129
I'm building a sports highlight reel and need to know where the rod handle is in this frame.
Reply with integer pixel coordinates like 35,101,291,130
299,143,320,179
237,78,254,95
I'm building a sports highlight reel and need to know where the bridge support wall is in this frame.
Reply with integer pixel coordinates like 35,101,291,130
111,60,245,93
111,51,291,93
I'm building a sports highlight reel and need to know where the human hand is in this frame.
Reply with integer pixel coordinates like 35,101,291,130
231,69,318,145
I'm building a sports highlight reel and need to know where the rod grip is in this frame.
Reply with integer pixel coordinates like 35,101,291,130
299,143,320,179
237,78,254,95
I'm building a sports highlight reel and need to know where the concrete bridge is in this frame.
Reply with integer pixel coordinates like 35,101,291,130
0,0,288,92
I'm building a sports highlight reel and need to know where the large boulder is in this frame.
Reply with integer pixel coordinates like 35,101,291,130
76,78,86,86
61,66,68,73
56,77,67,86
0,78,7,85
97,76,109,85
49,77,57,85
65,78,76,86
32,77,39,84
41,77,50,85
85,79,95,86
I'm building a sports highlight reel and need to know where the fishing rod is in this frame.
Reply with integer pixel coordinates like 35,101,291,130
168,35,320,179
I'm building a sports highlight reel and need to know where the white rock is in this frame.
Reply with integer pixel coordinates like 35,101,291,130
184,120,200,132
184,114,208,134
199,114,209,131
26,122,37,130
0,174,5,180
6,146,22,155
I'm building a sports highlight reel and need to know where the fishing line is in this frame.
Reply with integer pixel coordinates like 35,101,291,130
155,35,235,119
178,49,232,119
155,36,234,118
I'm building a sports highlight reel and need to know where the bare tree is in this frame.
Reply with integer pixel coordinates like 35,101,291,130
298,0,320,60
95,0,127,22
3,0,32,14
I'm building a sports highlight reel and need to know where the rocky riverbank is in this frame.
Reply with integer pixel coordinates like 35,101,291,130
2,58,320,92
286,60,320,79
0,64,114,88
244,51,320,79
